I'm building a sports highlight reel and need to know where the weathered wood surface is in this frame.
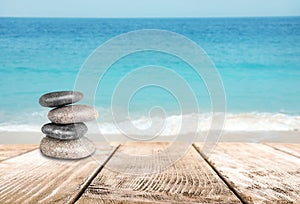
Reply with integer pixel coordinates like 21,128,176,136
194,143,300,203
0,144,38,161
77,142,241,204
0,143,117,204
266,143,300,158
1,142,299,203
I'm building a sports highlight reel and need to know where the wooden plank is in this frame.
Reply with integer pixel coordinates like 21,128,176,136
194,143,300,203
77,142,241,204
265,143,300,158
0,144,38,162
0,143,117,204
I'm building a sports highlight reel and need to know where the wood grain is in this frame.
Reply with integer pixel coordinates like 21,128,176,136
194,143,300,203
77,142,241,204
0,143,117,204
0,144,38,162
265,143,300,158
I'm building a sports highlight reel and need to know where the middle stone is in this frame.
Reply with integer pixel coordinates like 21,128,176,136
48,104,98,124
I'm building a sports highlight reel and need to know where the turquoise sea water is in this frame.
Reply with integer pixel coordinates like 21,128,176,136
0,17,300,132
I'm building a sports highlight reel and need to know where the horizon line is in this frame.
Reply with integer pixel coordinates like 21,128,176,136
0,15,299,19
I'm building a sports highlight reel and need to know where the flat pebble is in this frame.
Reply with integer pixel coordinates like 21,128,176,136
39,91,83,107
41,122,88,140
48,105,98,124
40,136,95,159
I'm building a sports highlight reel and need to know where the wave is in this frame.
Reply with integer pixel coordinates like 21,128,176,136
0,112,299,134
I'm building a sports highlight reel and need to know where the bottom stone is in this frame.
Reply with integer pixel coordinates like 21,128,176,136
40,136,95,159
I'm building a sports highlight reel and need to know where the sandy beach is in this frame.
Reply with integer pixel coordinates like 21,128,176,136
1,130,299,144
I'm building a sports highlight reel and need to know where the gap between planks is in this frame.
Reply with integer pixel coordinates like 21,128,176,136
192,143,247,204
0,144,38,162
263,143,300,159
193,142,300,204
0,143,119,204
72,144,120,203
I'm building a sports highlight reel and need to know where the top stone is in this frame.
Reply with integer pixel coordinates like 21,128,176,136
39,91,83,107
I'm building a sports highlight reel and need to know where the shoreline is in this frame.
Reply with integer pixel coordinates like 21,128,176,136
0,130,299,144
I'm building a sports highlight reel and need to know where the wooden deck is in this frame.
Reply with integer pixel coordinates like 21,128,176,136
0,142,299,203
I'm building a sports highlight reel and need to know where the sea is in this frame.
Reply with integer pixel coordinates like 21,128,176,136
0,17,300,135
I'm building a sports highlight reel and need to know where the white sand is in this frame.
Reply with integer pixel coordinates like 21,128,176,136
0,131,299,144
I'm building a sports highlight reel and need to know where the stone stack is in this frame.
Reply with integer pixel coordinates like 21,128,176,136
39,91,97,159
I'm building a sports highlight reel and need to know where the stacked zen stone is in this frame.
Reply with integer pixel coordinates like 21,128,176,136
39,91,97,159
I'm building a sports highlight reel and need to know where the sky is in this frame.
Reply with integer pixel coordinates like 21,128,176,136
0,0,299,18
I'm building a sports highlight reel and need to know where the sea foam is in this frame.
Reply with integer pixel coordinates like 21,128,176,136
0,112,299,134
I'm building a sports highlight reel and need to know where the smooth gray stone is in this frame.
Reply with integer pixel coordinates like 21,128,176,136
41,122,88,140
39,91,83,107
40,136,95,159
48,105,98,124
